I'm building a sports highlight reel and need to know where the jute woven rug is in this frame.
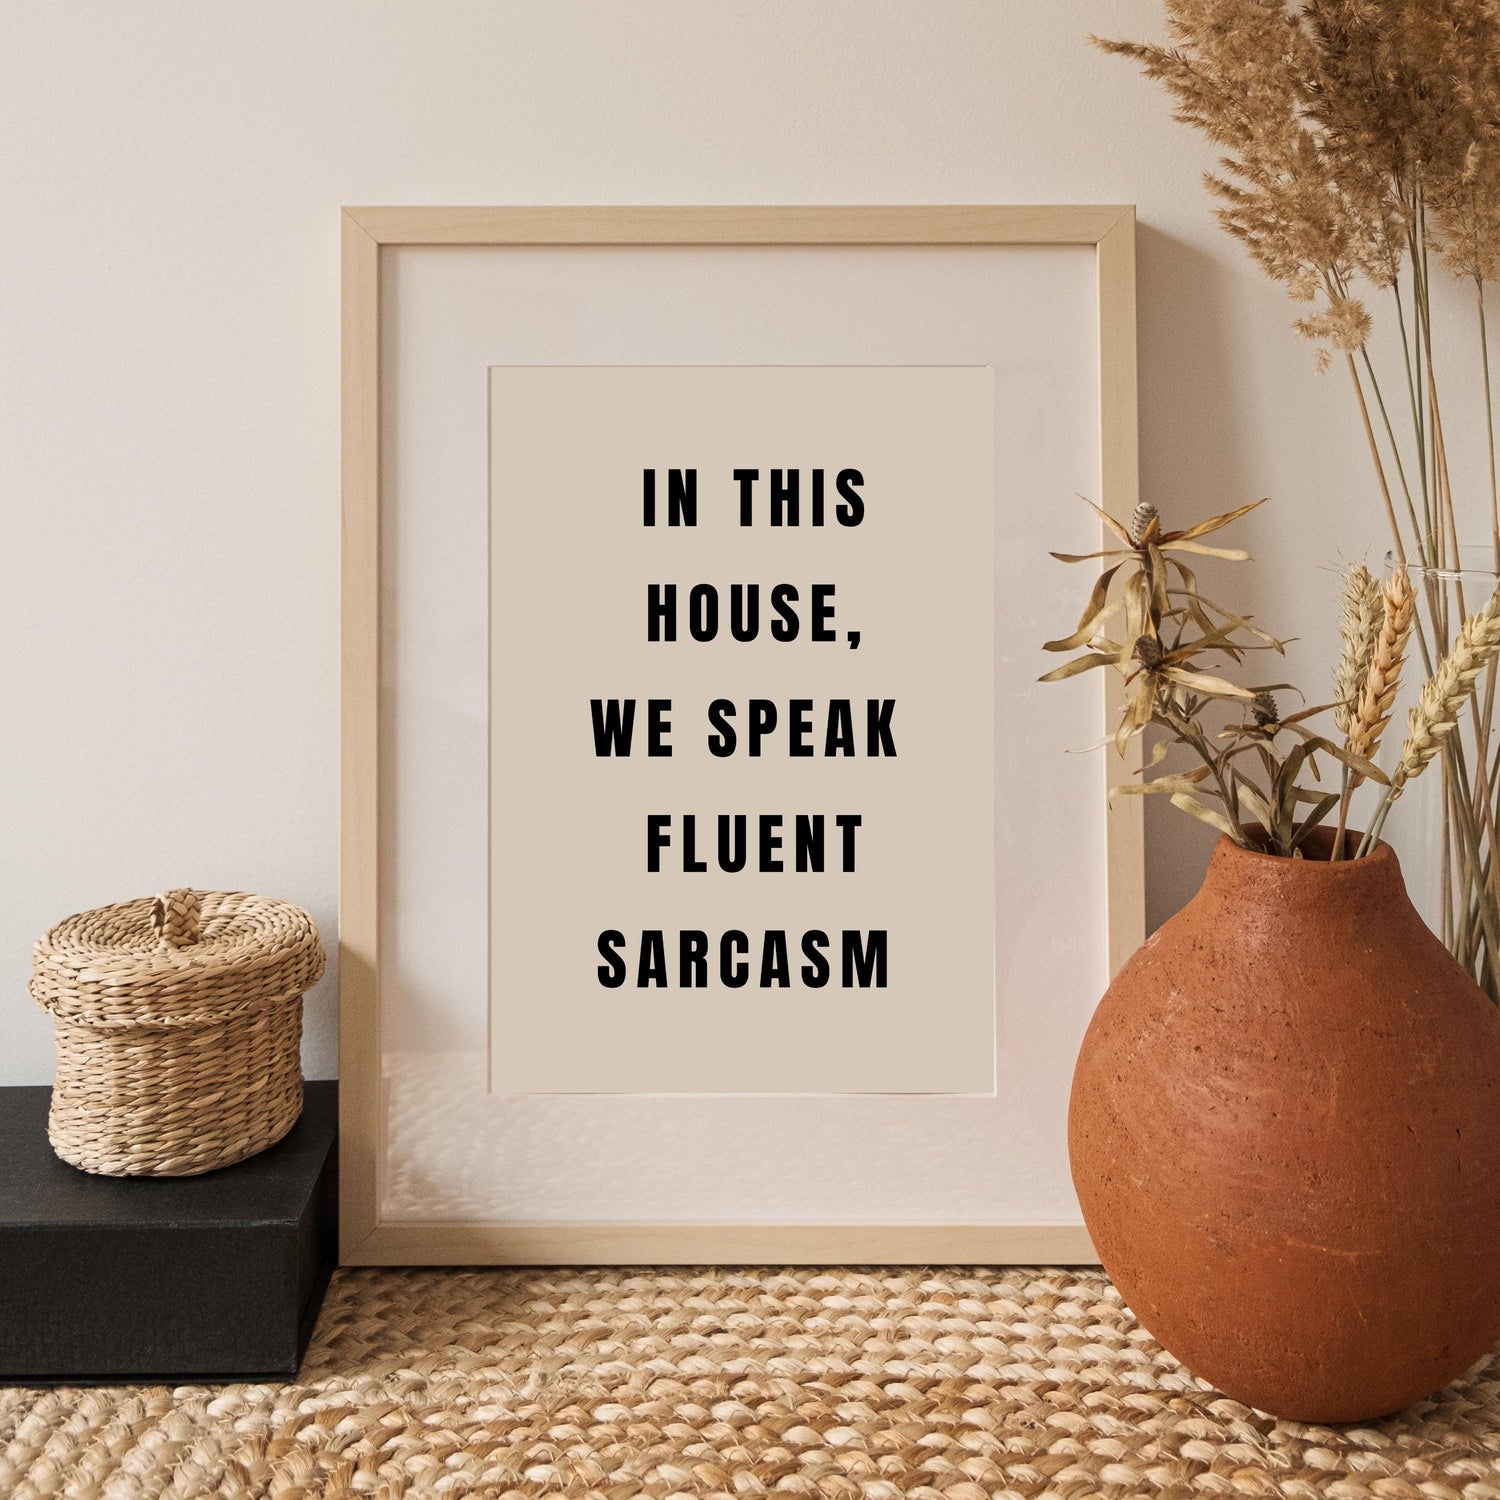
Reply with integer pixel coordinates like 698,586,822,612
4,1267,1500,1499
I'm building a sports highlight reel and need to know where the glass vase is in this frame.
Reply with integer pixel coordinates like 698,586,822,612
1383,546,1500,1002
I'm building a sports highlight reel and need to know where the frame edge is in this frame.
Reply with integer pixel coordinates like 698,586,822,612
340,205,1141,1266
340,210,383,1261
342,202,1134,247
341,1222,1099,1268
1096,210,1147,977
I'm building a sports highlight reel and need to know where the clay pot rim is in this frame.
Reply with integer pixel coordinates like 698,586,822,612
1218,828,1394,872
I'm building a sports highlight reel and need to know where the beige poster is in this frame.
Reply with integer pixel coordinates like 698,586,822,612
489,366,995,1094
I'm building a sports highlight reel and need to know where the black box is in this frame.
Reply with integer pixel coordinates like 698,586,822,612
0,1079,337,1384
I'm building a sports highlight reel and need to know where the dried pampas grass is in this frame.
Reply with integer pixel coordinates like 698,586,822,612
1094,0,1500,354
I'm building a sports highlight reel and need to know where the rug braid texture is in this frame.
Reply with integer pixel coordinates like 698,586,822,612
5,1266,1500,1499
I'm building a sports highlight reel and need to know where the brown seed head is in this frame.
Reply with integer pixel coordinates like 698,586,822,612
1133,634,1165,670
1130,501,1160,545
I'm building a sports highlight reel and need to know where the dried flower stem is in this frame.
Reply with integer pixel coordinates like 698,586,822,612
1042,497,1379,859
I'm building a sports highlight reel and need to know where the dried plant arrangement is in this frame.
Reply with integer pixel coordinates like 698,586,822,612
1097,0,1500,993
1044,499,1500,871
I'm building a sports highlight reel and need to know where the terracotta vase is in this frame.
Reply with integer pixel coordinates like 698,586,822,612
1070,829,1500,1422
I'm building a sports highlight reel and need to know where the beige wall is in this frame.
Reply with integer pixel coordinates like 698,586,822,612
0,1,1409,1083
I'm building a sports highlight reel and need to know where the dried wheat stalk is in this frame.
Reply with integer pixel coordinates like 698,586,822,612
1360,585,1500,854
1334,564,1383,735
1346,566,1415,767
1391,591,1500,804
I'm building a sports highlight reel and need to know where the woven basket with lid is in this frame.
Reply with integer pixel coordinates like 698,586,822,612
30,889,325,1177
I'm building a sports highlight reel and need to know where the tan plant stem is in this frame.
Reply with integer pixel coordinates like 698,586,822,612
1477,284,1500,877
1479,281,1500,571
1158,701,1245,839
1444,770,1456,952
1348,351,1435,676
1395,261,1434,561
1332,763,1353,860
1345,353,1411,577
1421,328,1500,913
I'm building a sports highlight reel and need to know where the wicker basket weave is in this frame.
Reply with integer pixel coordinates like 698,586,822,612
29,888,325,1177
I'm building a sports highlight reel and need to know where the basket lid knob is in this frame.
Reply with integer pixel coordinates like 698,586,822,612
151,889,201,950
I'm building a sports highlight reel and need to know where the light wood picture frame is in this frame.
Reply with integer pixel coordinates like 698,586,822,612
341,205,1144,1265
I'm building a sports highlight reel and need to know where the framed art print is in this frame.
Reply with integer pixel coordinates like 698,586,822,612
489,363,998,1097
341,205,1144,1264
